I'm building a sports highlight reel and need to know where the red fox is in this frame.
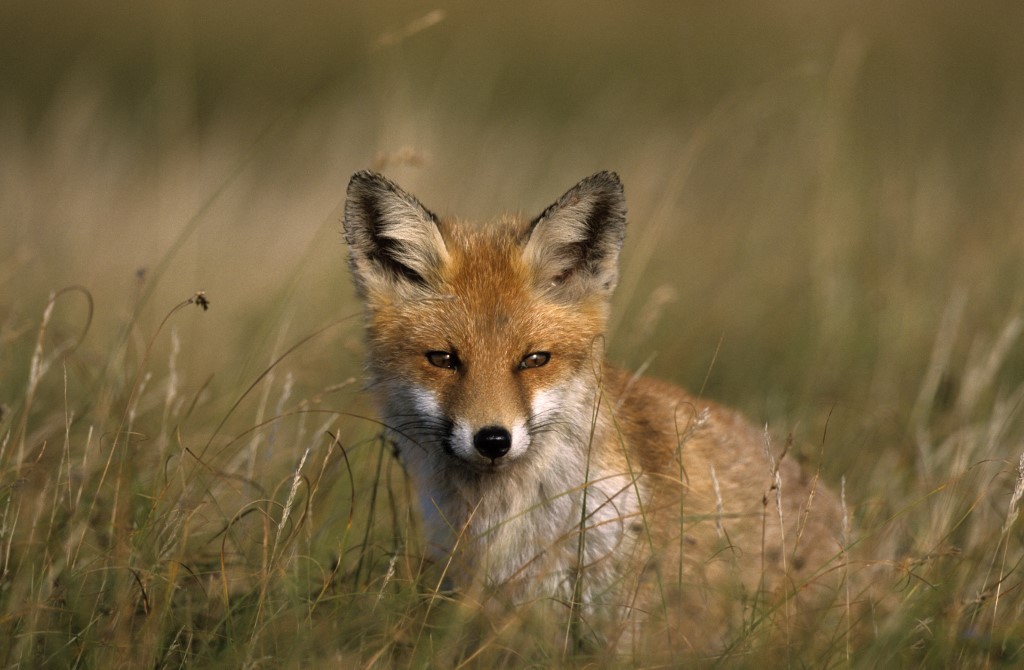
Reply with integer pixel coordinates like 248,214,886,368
343,171,850,651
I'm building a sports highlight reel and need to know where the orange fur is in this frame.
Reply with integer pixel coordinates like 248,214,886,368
343,171,850,653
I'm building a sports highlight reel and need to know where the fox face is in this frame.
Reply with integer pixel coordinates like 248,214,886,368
343,172,626,478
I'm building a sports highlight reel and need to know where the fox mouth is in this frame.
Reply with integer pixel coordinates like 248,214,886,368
440,434,519,474
469,459,510,474
443,437,513,473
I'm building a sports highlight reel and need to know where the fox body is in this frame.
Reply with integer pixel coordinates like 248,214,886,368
343,171,847,645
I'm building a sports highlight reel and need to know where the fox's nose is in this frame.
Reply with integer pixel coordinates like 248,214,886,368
473,426,512,459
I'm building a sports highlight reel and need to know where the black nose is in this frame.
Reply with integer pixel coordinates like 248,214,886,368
473,426,512,459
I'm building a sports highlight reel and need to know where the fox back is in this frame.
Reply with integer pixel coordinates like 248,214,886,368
343,171,850,651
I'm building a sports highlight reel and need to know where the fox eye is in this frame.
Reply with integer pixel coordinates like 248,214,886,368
426,351,459,369
519,352,550,370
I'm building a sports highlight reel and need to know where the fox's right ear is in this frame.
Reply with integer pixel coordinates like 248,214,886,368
343,171,448,297
524,171,626,301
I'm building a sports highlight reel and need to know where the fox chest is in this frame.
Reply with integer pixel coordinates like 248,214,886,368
419,466,648,600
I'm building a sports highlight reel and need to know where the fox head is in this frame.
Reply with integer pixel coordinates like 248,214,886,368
343,171,626,477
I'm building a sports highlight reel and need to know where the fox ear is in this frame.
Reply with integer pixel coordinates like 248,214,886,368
343,171,448,296
523,171,626,300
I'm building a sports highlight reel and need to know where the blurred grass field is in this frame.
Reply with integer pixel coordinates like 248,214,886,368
2,1,1024,666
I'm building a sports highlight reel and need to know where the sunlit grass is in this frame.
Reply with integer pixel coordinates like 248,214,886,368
2,3,1024,666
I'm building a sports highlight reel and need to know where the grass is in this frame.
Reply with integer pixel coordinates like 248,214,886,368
2,2,1024,667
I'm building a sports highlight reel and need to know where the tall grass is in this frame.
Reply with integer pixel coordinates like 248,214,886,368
2,2,1024,666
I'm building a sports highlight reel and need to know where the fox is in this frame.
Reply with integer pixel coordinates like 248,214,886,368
342,170,851,651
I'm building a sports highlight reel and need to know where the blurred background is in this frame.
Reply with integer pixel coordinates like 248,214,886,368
2,0,1023,481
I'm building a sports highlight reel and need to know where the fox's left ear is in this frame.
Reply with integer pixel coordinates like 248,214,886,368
343,171,448,298
523,171,626,300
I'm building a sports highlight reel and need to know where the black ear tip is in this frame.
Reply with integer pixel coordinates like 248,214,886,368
348,170,380,185
347,170,392,196
582,171,624,197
